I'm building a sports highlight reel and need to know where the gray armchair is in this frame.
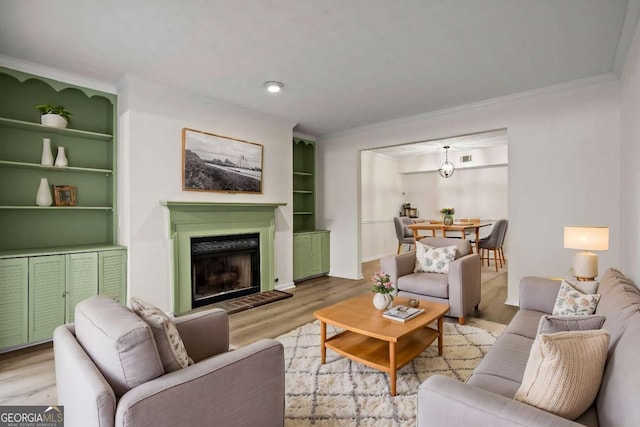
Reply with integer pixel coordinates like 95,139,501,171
394,216,416,254
53,296,284,427
380,237,481,324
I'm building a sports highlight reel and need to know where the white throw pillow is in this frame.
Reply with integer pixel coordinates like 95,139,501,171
514,330,609,419
552,280,601,316
414,242,457,274
130,297,194,373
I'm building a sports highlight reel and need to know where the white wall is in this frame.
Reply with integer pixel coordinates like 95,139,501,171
360,151,403,261
402,167,508,223
319,77,621,305
620,21,640,285
118,77,295,312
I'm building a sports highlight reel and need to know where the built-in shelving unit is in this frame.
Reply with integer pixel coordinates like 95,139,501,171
0,66,126,351
0,66,118,252
292,137,330,281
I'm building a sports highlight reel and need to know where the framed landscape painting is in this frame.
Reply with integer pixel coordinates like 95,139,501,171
182,128,263,193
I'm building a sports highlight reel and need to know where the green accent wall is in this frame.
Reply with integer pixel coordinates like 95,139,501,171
160,201,285,314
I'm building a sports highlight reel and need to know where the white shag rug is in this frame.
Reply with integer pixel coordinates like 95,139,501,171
277,320,503,427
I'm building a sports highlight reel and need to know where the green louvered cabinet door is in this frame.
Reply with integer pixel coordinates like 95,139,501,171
99,249,127,304
29,255,65,342
293,233,312,281
319,231,330,275
0,258,28,347
293,231,330,282
65,252,98,323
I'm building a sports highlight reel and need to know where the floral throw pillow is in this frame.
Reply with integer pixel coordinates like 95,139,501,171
552,280,601,316
414,242,457,274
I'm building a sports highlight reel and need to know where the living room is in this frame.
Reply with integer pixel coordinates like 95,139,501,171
1,1,640,426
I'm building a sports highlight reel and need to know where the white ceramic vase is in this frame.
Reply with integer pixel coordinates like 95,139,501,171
373,293,393,310
55,147,68,167
36,178,53,206
41,113,68,129
41,138,53,166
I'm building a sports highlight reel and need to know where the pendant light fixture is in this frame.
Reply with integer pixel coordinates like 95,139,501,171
438,145,455,178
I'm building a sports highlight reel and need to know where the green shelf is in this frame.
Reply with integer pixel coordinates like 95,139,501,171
0,117,113,141
293,190,313,194
293,211,314,215
0,244,126,259
0,66,118,252
293,171,313,176
0,160,112,174
0,206,113,210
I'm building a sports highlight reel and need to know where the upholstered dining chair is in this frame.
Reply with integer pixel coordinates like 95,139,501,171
394,216,416,254
477,219,508,271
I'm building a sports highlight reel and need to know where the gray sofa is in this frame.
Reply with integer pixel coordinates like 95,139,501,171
381,237,481,324
418,268,640,426
53,296,285,427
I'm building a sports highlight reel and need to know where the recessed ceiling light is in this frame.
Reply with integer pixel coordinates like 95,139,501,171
264,81,284,93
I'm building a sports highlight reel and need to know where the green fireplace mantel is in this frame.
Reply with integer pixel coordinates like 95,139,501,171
160,201,286,314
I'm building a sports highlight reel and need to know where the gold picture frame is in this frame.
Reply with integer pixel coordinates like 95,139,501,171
53,185,76,206
182,128,263,194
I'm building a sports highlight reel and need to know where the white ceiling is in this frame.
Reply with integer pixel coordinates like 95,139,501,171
0,1,637,136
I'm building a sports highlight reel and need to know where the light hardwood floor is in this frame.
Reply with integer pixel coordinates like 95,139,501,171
0,259,515,406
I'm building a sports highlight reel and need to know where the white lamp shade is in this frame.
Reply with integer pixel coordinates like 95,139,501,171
563,226,609,251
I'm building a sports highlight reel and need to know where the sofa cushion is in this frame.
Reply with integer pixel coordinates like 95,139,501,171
414,242,457,274
397,272,449,298
503,309,545,340
74,296,164,397
130,297,193,373
596,312,640,427
537,315,605,335
552,280,600,316
514,330,610,420
467,333,533,397
595,270,640,347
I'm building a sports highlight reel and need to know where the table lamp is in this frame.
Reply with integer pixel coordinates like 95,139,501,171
563,226,609,280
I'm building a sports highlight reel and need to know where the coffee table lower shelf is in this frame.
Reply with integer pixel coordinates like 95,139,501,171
324,327,439,393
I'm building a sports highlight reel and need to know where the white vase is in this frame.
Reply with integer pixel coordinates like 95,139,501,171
41,113,68,128
36,178,53,206
54,147,68,167
41,138,53,166
373,293,393,310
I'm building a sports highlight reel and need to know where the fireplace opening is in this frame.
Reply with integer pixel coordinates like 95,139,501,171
191,233,260,308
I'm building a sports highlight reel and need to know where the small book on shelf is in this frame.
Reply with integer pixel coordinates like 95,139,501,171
383,305,425,322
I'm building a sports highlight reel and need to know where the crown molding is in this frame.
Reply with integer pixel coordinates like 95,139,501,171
0,55,116,94
320,73,619,141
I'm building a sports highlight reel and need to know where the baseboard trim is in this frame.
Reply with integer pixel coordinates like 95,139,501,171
276,282,295,291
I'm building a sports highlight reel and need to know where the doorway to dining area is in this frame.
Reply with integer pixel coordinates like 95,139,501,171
359,129,508,263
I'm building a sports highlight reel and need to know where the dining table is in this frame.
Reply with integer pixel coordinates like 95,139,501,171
407,221,493,253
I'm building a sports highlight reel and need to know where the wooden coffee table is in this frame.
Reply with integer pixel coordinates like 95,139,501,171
314,294,449,395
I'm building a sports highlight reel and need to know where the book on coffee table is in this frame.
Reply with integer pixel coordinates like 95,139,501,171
383,305,425,322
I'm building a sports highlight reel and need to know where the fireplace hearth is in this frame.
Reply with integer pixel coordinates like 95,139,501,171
191,233,260,307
